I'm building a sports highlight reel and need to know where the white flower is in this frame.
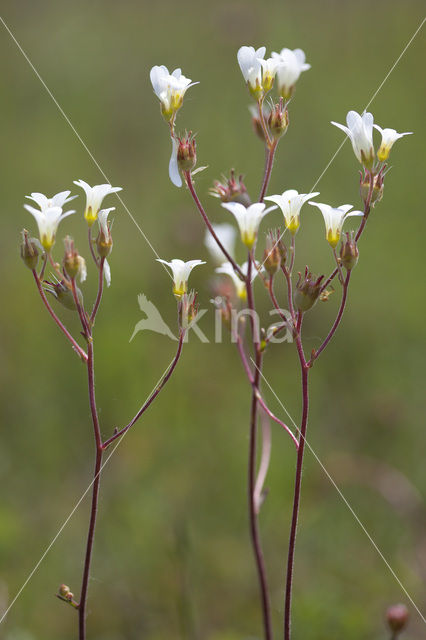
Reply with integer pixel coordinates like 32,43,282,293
265,189,319,234
169,137,182,187
25,190,77,210
150,65,198,120
73,179,122,226
156,258,205,297
271,48,310,99
331,110,375,168
204,223,237,264
237,46,278,96
221,201,274,249
98,207,115,237
373,125,413,162
24,199,75,251
237,46,265,92
216,261,261,300
309,202,363,248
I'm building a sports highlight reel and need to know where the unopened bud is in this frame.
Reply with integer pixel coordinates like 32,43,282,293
177,133,196,172
179,290,198,329
263,230,282,276
210,169,251,207
63,237,81,280
268,98,289,139
386,604,409,635
294,267,324,312
249,104,270,144
339,231,359,271
44,279,83,311
58,584,73,600
360,170,384,208
20,229,39,270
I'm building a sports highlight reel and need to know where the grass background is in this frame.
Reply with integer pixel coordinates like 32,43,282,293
0,0,425,638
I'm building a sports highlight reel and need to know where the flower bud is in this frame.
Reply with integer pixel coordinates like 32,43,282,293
63,236,80,279
386,604,409,635
210,170,251,207
360,170,384,208
177,133,196,172
44,279,84,311
20,229,39,270
268,98,289,139
339,231,359,271
294,267,324,312
58,584,72,600
263,230,282,276
96,226,113,258
179,290,198,329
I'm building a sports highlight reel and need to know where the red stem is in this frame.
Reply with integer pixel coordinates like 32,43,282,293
311,271,351,364
32,270,87,361
184,171,244,279
259,141,277,203
102,332,185,450
90,257,105,325
78,339,103,640
284,358,309,640
246,254,273,640
235,333,298,449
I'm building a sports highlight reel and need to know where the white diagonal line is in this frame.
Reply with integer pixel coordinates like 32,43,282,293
0,15,172,280
251,358,426,625
0,355,177,624
255,14,425,280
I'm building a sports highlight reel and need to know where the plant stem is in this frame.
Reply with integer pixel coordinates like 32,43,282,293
246,254,273,640
310,271,351,364
32,269,87,361
284,351,309,640
184,171,244,279
90,257,105,325
88,226,99,267
78,339,103,640
259,141,277,203
102,331,185,450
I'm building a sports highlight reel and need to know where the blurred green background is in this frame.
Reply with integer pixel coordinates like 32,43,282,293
1,1,425,638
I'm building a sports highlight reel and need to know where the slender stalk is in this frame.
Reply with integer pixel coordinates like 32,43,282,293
268,276,292,327
246,253,273,640
283,358,309,640
87,227,99,267
310,271,351,364
288,237,295,275
32,269,87,361
78,339,103,640
184,171,244,279
257,98,273,149
102,331,185,450
235,332,298,449
90,257,105,325
259,141,277,203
